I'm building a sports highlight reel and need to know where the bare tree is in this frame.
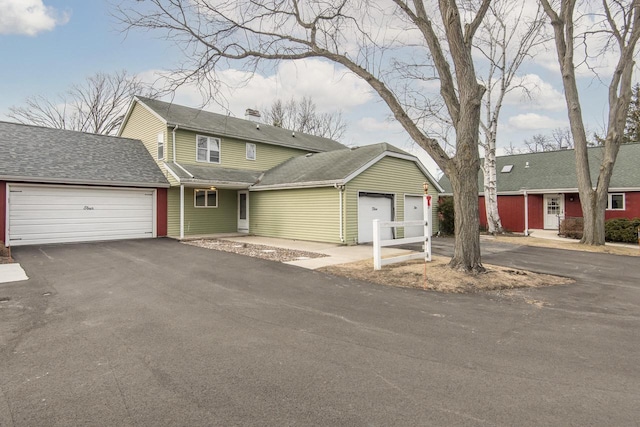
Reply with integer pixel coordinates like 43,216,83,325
523,133,553,152
540,0,640,245
262,96,347,140
117,0,494,273
551,127,574,149
8,70,155,135
476,0,547,234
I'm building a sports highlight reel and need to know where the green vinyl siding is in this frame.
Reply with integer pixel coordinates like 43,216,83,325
167,187,238,237
174,129,308,170
344,156,439,244
250,187,342,243
120,103,171,166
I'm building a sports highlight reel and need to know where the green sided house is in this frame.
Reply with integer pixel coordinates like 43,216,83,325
119,96,442,244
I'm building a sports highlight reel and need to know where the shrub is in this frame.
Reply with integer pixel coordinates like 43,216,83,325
438,196,455,235
605,218,640,243
560,217,584,239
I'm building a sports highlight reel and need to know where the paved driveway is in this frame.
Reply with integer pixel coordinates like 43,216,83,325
1,238,639,426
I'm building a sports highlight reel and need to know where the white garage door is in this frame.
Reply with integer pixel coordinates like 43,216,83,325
404,195,425,238
358,193,393,243
8,185,155,246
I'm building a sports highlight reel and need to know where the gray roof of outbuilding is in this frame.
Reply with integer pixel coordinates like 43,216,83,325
0,121,169,187
255,142,439,189
164,162,262,187
438,143,640,194
133,96,347,153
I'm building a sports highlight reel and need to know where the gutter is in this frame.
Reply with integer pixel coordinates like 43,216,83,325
250,180,344,191
0,175,170,188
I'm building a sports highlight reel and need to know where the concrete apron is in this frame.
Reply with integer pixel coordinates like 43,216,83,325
0,263,29,284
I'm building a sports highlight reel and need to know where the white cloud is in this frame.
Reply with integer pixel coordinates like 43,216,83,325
0,0,69,36
356,117,402,132
140,58,374,117
508,113,567,130
503,74,566,112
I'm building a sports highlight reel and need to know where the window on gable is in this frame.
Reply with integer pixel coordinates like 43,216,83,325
607,193,625,210
196,135,220,163
246,143,256,160
157,133,164,160
194,189,218,208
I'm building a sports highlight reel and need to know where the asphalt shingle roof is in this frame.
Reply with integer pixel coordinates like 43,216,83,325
0,121,169,187
136,96,347,153
438,143,640,193
164,162,262,186
255,143,413,187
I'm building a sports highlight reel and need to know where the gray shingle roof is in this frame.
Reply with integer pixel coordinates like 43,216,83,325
135,96,347,153
0,121,169,187
164,162,262,187
438,143,640,194
254,143,428,188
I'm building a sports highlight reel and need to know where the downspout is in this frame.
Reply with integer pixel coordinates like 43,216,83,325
523,190,529,236
180,184,185,240
172,125,194,178
334,183,345,243
173,125,186,239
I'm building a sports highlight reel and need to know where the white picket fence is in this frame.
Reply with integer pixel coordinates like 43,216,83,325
372,196,432,270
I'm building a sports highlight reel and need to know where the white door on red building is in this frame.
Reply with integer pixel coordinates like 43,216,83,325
543,194,564,230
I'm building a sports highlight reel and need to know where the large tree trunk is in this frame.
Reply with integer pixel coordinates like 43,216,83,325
448,165,484,272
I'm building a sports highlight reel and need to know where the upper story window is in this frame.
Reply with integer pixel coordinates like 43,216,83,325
157,133,164,160
246,143,256,161
607,193,625,210
196,135,220,163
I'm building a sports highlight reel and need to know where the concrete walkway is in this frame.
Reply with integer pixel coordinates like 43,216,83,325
219,235,416,269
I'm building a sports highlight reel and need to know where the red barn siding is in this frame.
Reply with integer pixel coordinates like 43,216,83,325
606,191,640,220
157,188,168,237
528,194,544,229
497,195,526,232
564,193,582,218
0,181,5,244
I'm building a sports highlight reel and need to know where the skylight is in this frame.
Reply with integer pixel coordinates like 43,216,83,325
501,165,514,173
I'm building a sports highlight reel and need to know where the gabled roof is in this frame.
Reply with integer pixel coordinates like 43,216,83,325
0,121,169,188
438,143,640,194
125,96,347,153
164,162,261,188
253,142,443,191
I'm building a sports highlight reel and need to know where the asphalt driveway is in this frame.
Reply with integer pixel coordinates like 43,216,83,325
1,238,639,426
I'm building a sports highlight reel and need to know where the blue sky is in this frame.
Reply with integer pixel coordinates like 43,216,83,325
0,1,626,176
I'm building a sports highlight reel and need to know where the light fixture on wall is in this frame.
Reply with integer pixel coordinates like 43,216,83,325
423,182,429,194
210,186,217,191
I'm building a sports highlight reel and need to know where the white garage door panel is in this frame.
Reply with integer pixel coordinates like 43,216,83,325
404,195,425,238
8,185,154,246
358,194,393,243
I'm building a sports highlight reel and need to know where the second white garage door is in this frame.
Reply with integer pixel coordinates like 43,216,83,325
7,185,155,246
358,193,394,243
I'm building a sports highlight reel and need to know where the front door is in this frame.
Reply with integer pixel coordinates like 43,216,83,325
543,194,563,230
238,191,249,232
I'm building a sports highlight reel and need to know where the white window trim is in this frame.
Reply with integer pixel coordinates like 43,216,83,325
196,135,221,164
194,189,218,208
157,132,164,160
607,193,625,210
246,142,256,161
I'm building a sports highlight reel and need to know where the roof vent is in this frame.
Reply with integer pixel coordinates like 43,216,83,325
256,123,260,130
501,165,514,173
525,161,530,168
292,132,296,138
305,153,314,158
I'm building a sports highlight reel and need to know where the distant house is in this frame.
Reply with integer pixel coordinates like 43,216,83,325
438,144,640,233
0,122,170,246
118,96,442,245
